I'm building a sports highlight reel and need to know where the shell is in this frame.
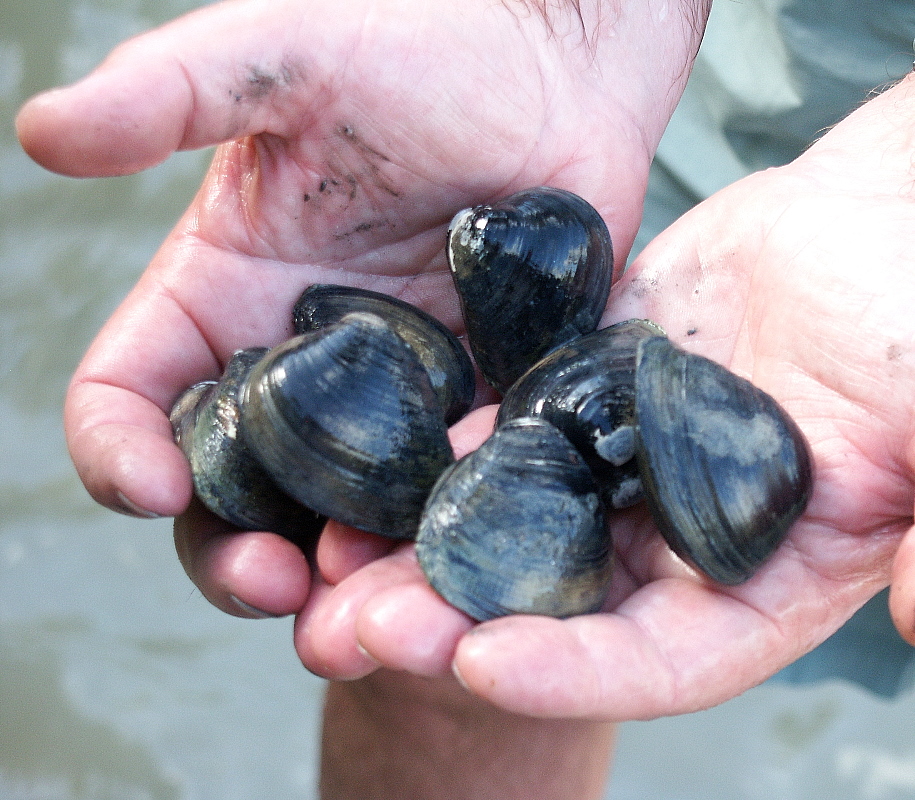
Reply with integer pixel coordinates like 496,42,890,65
447,187,614,393
497,319,665,509
634,336,814,584
416,417,612,620
169,348,325,549
292,284,475,424
239,311,455,539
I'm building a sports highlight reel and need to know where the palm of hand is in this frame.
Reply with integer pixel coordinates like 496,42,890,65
26,0,701,523
299,142,915,719
598,166,914,713
620,173,914,559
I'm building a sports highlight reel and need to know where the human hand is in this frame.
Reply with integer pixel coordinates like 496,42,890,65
17,0,710,616
296,72,915,719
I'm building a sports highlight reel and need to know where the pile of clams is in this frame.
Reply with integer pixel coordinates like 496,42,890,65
172,286,470,541
170,187,814,623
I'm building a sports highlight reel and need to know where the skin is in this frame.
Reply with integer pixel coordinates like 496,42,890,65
320,672,615,799
291,71,915,720
328,72,915,719
17,0,710,797
17,0,706,529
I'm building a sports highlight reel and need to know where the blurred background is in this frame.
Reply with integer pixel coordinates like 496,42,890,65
2,1,915,798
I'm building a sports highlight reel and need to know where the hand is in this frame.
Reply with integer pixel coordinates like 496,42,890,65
17,0,709,616
298,72,915,719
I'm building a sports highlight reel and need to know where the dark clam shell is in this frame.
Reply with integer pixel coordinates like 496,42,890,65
497,319,666,509
169,348,325,548
239,312,455,539
416,417,612,621
292,284,475,424
634,336,814,585
447,187,614,393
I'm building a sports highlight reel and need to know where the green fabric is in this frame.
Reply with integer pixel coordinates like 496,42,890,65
634,0,915,696
634,0,915,257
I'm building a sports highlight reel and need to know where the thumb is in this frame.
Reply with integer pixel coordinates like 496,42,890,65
15,0,341,177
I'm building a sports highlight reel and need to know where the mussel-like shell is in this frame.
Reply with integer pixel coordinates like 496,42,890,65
292,284,475,424
416,417,612,620
447,187,614,393
169,348,325,548
497,319,665,509
634,336,813,585
239,312,455,539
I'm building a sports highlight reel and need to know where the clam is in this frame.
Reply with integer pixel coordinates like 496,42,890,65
167,181,813,613
292,284,475,424
239,311,455,539
634,336,814,584
169,348,325,548
416,417,612,621
492,322,812,584
447,187,614,393
497,319,665,509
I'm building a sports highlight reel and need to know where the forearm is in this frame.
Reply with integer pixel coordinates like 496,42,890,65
320,671,615,800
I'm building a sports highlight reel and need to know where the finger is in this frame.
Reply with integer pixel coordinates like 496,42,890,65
316,521,399,586
294,547,422,680
450,581,759,720
174,498,312,618
890,524,915,645
451,562,885,721
15,0,353,176
449,404,499,458
64,254,220,517
356,560,476,677
65,393,193,519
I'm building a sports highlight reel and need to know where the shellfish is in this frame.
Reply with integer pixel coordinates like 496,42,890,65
416,417,612,621
447,187,614,393
169,347,325,548
239,311,455,539
497,319,665,509
634,335,814,585
292,284,475,424
170,185,814,613
493,324,813,585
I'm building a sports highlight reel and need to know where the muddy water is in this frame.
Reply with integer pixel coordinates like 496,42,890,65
3,2,915,799
1,2,325,798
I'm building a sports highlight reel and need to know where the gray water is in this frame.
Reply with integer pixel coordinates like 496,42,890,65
3,2,915,798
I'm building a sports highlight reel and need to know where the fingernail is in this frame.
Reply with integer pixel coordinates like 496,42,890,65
229,595,284,619
356,642,382,667
114,491,163,519
451,659,471,692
